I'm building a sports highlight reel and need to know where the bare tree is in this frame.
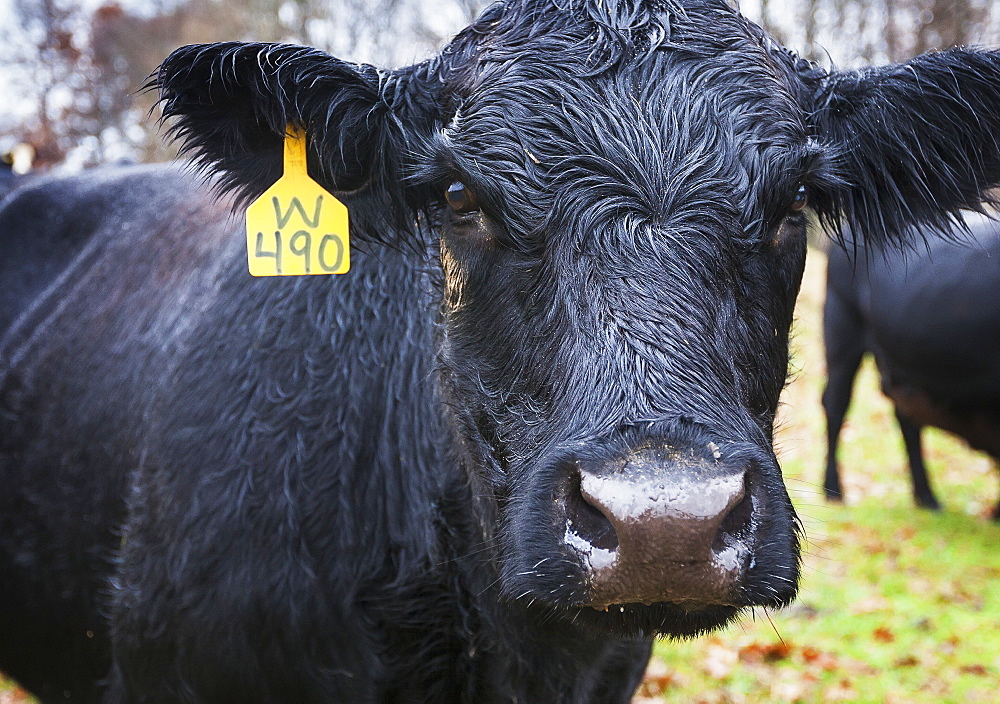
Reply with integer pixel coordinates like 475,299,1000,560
9,0,84,166
13,0,996,169
753,0,999,67
455,0,491,23
757,0,788,45
802,0,821,61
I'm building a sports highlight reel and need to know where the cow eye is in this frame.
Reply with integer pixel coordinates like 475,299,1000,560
445,181,479,214
790,184,809,212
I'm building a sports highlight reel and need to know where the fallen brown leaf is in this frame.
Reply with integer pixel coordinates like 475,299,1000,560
638,657,677,697
739,641,794,664
637,675,674,697
959,664,989,676
872,626,895,643
802,646,840,672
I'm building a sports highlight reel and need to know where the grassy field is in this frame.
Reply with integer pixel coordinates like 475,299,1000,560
2,249,997,703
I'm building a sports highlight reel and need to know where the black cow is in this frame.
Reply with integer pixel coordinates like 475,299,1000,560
823,216,1000,517
5,1,1000,702
0,155,16,198
0,151,29,205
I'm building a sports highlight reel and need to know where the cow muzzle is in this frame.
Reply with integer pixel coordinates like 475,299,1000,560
561,444,754,608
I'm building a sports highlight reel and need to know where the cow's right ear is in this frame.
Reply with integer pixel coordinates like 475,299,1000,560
153,42,443,243
793,48,1000,246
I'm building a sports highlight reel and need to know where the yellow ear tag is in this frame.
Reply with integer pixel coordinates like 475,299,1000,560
245,125,350,276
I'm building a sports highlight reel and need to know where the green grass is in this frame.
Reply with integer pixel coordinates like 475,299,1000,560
3,250,997,703
642,250,1000,704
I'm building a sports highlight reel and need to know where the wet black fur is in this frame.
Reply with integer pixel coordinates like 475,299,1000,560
5,1,1000,702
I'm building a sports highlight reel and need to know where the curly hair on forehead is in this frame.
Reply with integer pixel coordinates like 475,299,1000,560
442,0,754,81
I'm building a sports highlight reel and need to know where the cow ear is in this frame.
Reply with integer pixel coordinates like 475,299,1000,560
804,48,1000,244
152,42,442,244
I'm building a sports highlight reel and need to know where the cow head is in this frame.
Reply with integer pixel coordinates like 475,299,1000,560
154,0,1000,637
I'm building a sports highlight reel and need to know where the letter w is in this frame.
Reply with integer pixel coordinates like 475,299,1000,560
273,196,323,228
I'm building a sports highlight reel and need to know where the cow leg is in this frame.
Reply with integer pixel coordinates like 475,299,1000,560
821,290,866,503
895,411,940,510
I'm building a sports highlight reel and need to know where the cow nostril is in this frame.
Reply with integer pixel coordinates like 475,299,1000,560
565,471,619,552
712,485,754,555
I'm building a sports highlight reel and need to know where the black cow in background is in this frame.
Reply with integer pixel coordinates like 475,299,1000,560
0,154,17,197
6,1,1000,702
0,144,33,204
823,215,1000,517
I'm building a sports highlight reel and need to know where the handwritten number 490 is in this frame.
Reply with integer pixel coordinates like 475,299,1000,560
255,230,344,274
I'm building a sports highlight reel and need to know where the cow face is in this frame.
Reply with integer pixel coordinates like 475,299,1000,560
423,3,812,636
154,0,1000,637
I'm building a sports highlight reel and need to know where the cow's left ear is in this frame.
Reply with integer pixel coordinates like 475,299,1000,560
153,42,443,243
800,48,1000,244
